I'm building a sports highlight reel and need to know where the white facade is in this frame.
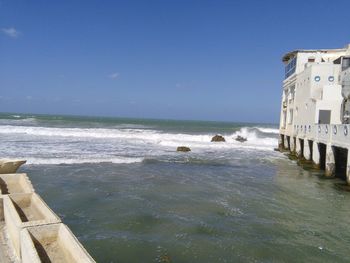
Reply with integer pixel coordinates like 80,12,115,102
279,46,349,136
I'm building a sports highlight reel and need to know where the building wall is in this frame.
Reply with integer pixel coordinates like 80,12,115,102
279,49,345,135
293,63,342,125
315,85,342,124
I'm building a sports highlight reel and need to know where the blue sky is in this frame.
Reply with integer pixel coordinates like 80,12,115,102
1,0,350,123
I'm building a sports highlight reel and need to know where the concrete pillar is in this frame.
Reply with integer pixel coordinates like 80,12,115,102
285,136,290,150
312,141,320,168
296,138,302,158
325,144,335,177
304,141,311,160
295,138,300,156
346,150,350,185
290,137,296,153
278,135,284,150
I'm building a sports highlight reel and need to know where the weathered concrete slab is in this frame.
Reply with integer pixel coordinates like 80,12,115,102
0,197,19,263
4,193,61,258
0,222,19,263
0,174,34,195
0,160,26,174
21,223,95,263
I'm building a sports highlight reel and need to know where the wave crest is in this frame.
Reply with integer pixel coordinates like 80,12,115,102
0,124,279,165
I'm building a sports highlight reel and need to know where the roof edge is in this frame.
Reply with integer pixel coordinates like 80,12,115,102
282,48,346,62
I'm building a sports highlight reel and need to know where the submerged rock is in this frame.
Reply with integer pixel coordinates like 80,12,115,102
160,254,171,263
177,146,191,152
211,135,226,142
235,135,247,143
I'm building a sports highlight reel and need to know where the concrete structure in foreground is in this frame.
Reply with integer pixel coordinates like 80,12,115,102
0,174,34,195
0,160,96,262
0,160,26,175
21,223,94,263
4,193,62,258
279,44,350,183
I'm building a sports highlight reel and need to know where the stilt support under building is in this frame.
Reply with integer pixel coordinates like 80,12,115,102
312,141,320,168
304,140,311,161
279,134,350,183
347,153,350,184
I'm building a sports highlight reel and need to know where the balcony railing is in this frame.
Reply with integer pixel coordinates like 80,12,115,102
292,124,350,146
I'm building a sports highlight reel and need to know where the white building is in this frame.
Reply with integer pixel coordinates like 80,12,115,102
279,44,350,183
279,46,350,134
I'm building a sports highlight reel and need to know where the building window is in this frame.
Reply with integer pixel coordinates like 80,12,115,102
288,109,293,124
308,57,315,63
342,57,350,71
285,57,297,79
314,76,321,82
318,110,331,124
290,87,295,100
328,76,334,82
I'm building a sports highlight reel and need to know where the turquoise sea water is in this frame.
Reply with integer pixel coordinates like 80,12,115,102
1,113,350,262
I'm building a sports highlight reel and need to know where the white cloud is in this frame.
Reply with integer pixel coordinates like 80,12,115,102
26,95,32,100
109,72,120,79
2,27,20,38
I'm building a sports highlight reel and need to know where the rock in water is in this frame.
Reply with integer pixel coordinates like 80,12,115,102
177,146,191,152
211,135,226,142
235,135,247,143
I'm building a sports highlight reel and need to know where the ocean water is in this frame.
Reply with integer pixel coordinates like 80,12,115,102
1,113,350,262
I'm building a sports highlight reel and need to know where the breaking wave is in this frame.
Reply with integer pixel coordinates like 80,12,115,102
254,127,279,134
0,124,279,165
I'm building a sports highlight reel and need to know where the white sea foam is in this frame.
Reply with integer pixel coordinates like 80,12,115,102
0,124,279,165
254,127,279,134
0,125,277,142
0,125,158,139
231,127,277,146
25,157,144,165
